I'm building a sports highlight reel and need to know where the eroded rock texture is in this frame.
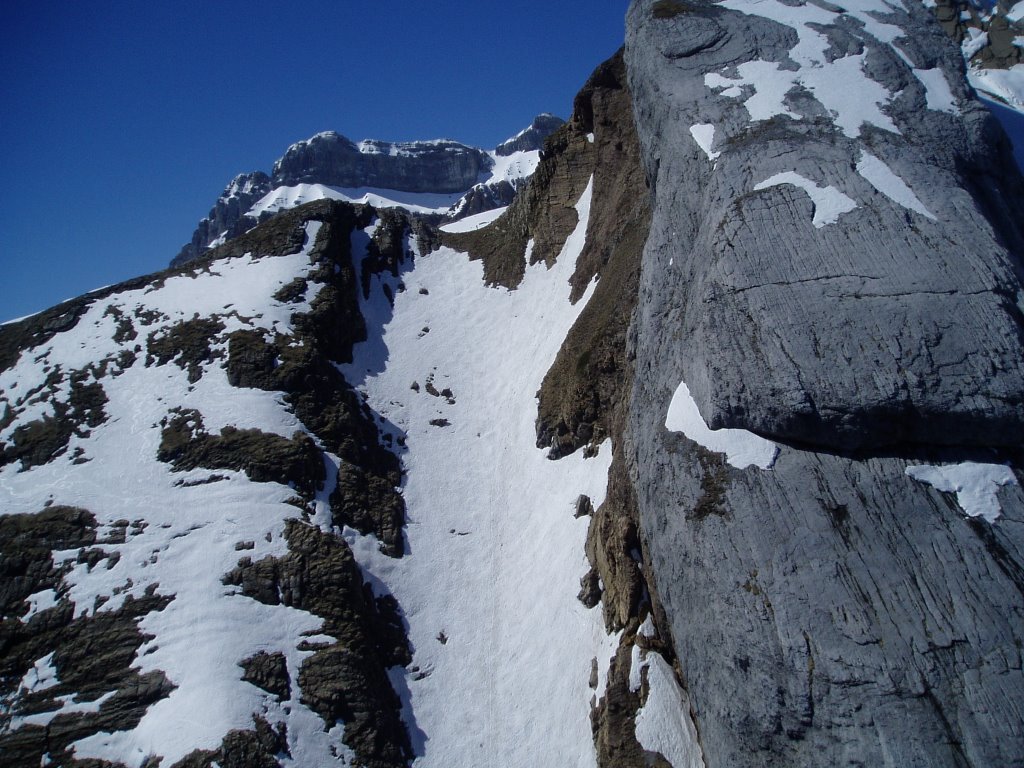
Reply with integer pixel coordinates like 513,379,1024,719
627,0,1024,452
625,0,1024,765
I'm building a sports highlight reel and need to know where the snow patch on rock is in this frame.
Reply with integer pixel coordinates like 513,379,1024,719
634,652,705,768
665,382,779,470
754,171,857,228
856,152,937,220
906,462,1018,522
689,123,721,161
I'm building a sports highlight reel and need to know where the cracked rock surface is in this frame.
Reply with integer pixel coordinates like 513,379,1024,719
626,0,1024,452
625,0,1024,765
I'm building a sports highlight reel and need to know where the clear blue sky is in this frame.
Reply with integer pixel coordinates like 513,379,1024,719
0,1,630,322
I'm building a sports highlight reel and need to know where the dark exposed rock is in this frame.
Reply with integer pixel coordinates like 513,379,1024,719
171,715,288,768
173,172,272,268
578,568,603,608
535,49,650,460
331,462,406,557
0,507,175,768
591,633,646,768
1,371,108,471
223,519,412,768
222,208,407,556
145,317,225,383
157,410,325,499
441,108,596,289
239,651,291,701
446,179,518,218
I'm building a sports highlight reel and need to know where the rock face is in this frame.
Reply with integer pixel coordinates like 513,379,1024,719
625,0,1024,765
174,172,271,267
626,0,1024,451
7,6,1024,767
271,131,491,193
174,119,558,267
494,113,566,155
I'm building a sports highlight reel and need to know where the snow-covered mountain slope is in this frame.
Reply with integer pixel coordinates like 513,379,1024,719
0,203,416,767
173,117,563,268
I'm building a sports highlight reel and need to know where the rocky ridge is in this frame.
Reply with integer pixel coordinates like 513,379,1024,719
173,116,564,267
626,0,1024,765
0,201,422,767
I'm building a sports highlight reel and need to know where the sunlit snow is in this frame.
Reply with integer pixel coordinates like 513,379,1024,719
753,171,857,228
689,123,721,161
969,63,1024,110
633,651,705,768
0,223,362,766
665,383,778,470
856,152,937,220
905,462,1018,523
711,0,902,137
338,178,621,767
914,67,960,114
438,206,508,233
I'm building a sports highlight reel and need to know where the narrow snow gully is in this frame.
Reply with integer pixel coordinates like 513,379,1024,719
339,179,625,767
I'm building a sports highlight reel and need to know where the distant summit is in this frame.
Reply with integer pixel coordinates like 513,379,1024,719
271,132,491,193
495,113,565,155
173,115,562,267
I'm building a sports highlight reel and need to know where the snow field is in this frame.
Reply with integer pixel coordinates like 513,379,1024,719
856,152,937,220
1,223,362,765
969,63,1024,110
340,178,627,767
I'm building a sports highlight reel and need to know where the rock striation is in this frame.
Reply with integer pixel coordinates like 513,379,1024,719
626,0,1024,452
625,0,1024,765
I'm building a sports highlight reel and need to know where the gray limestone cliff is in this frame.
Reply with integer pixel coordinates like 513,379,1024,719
627,0,1024,452
624,0,1024,765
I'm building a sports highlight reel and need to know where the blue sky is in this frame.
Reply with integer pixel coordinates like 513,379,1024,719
0,1,630,322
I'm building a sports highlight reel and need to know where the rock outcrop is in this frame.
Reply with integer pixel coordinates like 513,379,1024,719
625,0,1024,765
271,132,492,193
174,172,272,266
6,4,1024,766
174,118,560,267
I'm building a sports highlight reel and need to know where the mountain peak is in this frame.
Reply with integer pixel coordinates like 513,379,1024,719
495,113,566,155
